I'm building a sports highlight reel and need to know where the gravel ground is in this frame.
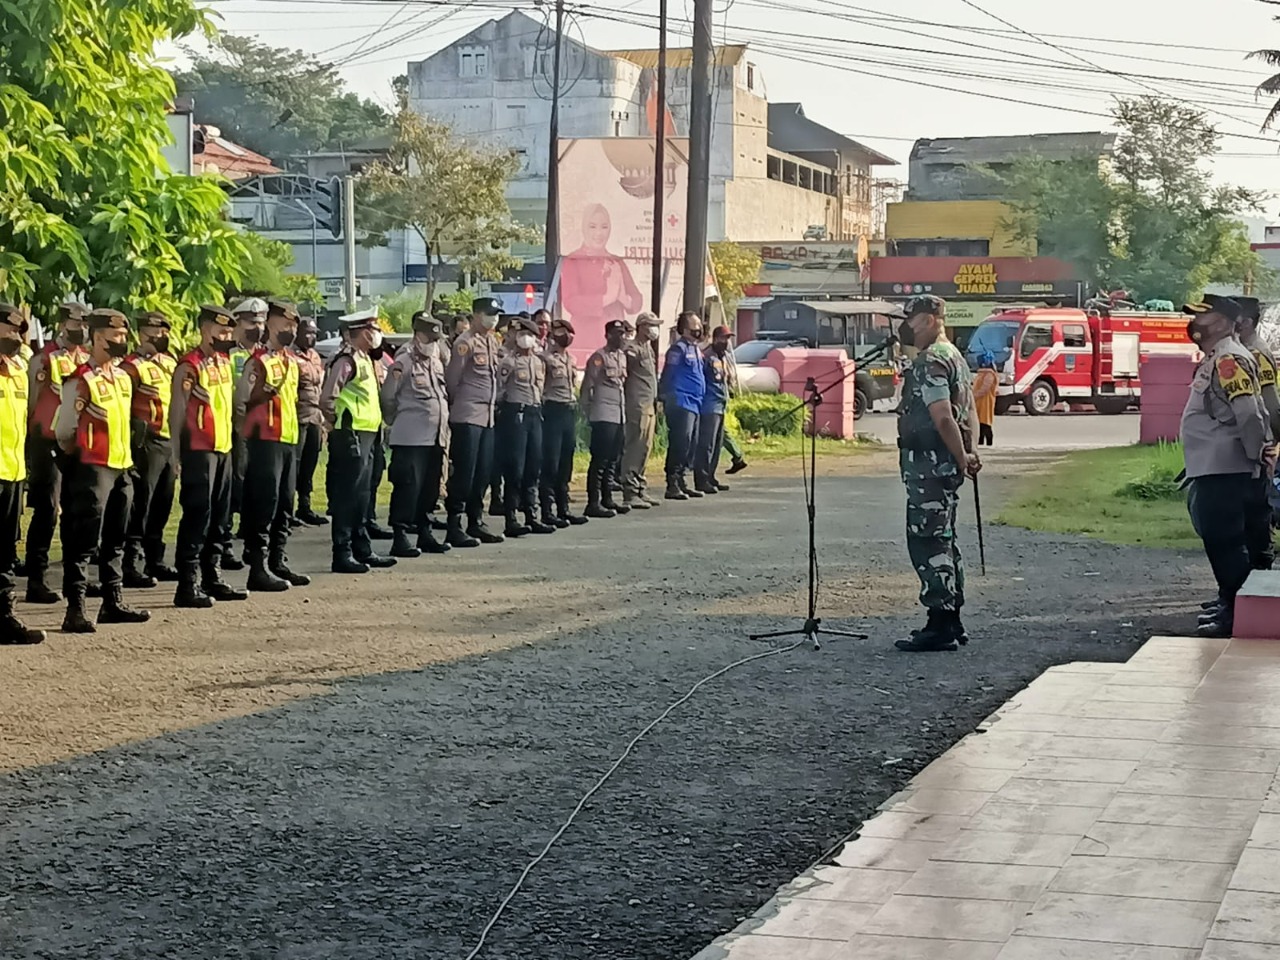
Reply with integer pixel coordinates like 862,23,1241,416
0,449,1205,960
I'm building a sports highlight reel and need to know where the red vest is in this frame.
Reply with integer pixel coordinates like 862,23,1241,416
30,341,88,438
241,347,299,443
179,348,234,453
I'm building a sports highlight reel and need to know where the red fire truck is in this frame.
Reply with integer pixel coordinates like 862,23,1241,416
964,305,1198,416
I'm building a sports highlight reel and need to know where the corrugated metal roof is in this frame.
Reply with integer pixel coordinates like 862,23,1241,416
768,103,897,167
910,132,1117,164
609,44,747,69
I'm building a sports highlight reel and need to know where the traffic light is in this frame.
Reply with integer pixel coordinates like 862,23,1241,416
316,177,343,239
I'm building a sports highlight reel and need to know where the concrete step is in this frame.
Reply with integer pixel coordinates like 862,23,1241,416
1236,569,1280,640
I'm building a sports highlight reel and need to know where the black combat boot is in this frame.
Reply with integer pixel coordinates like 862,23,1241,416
602,465,630,514
123,546,156,589
505,512,531,538
557,490,587,526
357,551,398,568
247,557,290,593
220,544,245,572
623,489,651,510
270,551,311,587
726,457,749,475
467,518,505,544
0,592,45,645
332,551,370,574
25,568,60,605
1196,609,1234,639
526,508,555,534
543,496,568,530
694,472,719,495
391,526,422,558
665,475,689,501
203,566,249,602
146,546,180,583
895,610,960,652
680,476,703,498
61,587,96,634
365,520,395,541
174,565,213,609
416,525,451,554
585,467,616,519
446,514,480,548
97,584,152,624
296,496,329,526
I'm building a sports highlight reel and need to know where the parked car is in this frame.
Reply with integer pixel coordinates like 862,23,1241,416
732,336,896,419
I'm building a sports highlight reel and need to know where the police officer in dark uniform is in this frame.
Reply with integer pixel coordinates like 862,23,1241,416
497,315,553,537
56,309,151,633
1183,296,1273,638
321,309,397,574
621,312,661,510
1233,297,1280,573
893,295,981,653
0,303,44,644
582,319,630,519
444,298,504,547
120,310,178,587
170,306,249,608
695,325,734,495
381,311,451,558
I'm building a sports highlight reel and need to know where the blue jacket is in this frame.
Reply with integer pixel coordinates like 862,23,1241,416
660,340,706,414
700,350,730,415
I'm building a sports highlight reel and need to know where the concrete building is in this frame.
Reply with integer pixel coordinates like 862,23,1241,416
405,11,895,256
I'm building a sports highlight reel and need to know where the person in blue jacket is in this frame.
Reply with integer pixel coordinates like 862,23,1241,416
695,325,733,494
659,311,706,500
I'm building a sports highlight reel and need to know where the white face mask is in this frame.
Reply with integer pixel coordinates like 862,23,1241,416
645,327,660,341
481,316,499,330
369,330,384,350
516,333,536,350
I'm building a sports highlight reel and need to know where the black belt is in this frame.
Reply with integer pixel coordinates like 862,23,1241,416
499,402,540,413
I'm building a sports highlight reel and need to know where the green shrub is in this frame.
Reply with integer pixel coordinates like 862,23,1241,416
729,393,805,437
1114,441,1185,502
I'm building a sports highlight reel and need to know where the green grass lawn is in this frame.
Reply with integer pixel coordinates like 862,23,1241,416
997,442,1204,550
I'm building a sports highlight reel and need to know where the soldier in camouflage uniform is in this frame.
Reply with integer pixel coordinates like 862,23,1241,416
894,295,982,652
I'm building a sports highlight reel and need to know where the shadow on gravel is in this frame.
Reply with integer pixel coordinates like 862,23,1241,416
0,475,1205,960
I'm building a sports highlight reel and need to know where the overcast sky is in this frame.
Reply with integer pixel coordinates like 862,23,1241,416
198,0,1280,223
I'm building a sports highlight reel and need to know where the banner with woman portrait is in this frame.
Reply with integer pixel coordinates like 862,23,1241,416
555,138,690,350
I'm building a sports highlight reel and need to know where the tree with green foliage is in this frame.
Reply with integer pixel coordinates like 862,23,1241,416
710,242,762,313
0,0,248,331
173,35,391,163
232,232,325,313
358,111,541,307
998,97,1267,304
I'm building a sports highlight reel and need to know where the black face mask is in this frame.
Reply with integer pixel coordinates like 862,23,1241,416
64,328,85,346
368,344,385,361
151,335,170,355
213,338,234,355
897,319,916,348
106,340,129,359
275,330,295,348
687,328,704,340
0,336,21,357
553,333,572,347
242,328,263,345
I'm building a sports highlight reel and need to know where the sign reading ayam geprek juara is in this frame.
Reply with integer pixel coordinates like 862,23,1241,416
954,263,997,295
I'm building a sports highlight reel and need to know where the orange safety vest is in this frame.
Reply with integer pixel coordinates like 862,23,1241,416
241,347,300,444
123,352,177,440
72,363,134,470
179,348,234,453
30,341,88,438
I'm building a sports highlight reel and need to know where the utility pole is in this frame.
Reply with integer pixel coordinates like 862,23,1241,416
543,0,565,316
650,0,668,317
682,0,713,314
342,175,357,311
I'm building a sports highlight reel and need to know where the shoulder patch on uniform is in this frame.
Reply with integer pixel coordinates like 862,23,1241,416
456,341,470,356
36,370,46,382
74,397,86,412
1218,355,1255,400
593,356,604,367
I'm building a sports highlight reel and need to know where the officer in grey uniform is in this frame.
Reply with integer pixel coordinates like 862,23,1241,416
487,313,516,518
444,297,503,547
582,319,630,519
541,318,587,528
381,311,451,558
1183,295,1274,638
1234,297,1280,571
621,311,661,510
497,315,553,538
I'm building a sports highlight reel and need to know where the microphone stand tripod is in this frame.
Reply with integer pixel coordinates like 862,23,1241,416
749,338,898,650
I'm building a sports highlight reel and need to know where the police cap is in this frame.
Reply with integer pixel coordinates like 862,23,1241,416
87,308,129,332
0,303,29,333
1234,297,1262,323
232,297,268,318
58,303,89,324
472,297,502,316
338,306,379,334
550,317,575,335
1183,294,1241,323
514,316,539,336
411,310,443,332
267,299,300,322
903,294,946,318
198,304,236,328
604,319,627,335
135,310,171,331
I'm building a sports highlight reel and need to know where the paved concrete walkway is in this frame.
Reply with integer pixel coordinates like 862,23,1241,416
693,635,1280,960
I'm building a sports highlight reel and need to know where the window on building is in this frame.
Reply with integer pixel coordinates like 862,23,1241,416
459,46,488,77
747,63,755,90
934,244,950,257
506,103,527,131
513,148,529,173
767,155,781,181
1062,324,1087,348
1020,323,1054,360
614,120,622,137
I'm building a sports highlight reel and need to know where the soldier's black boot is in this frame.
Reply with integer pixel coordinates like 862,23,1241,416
526,507,555,534
123,546,156,589
446,513,480,548
467,517,505,545
220,544,245,572
270,551,311,587
664,476,688,501
332,550,370,574
557,490,588,526
61,587,96,634
416,525,451,554
0,593,44,645
357,551,398,569
727,457,749,475
174,565,213,609
585,475,616,519
247,556,290,593
679,476,703,498
203,565,249,602
146,546,180,583
543,496,568,529
365,520,394,541
391,525,422,558
505,512,531,538
25,567,60,605
98,584,152,625
602,465,630,514
895,610,959,652
297,496,329,526
1196,608,1234,639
